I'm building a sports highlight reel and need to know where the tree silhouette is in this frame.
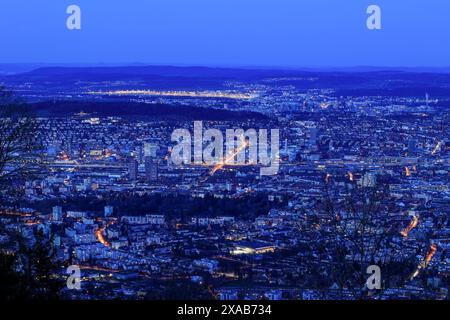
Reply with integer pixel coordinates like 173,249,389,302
18,229,63,300
0,86,39,191
0,250,28,300
0,88,62,300
0,229,63,300
319,174,426,299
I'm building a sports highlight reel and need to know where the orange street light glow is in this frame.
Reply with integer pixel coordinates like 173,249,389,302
400,215,419,237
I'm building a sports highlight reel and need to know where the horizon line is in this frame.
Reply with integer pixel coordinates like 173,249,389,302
1,62,450,73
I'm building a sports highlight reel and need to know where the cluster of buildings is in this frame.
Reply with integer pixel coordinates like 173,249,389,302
0,82,449,300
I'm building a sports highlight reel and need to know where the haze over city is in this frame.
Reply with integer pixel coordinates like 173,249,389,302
0,0,448,309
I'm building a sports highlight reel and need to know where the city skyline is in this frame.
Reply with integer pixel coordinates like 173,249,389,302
0,0,448,308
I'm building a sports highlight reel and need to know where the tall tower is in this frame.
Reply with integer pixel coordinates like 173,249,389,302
308,127,318,149
407,138,417,155
128,158,138,181
145,156,159,182
144,142,159,158
104,206,114,217
52,206,63,221
362,172,377,188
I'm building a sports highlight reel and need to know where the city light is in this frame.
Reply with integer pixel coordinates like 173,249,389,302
400,215,419,237
88,90,258,100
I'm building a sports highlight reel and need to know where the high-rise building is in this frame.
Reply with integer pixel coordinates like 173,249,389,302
144,142,159,158
83,178,92,191
137,145,144,162
407,138,417,155
104,206,114,217
362,172,377,188
302,100,308,112
145,156,159,182
52,206,63,221
308,127,318,149
66,140,73,158
128,158,138,181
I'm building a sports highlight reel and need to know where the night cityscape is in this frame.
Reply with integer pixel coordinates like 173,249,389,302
0,1,449,312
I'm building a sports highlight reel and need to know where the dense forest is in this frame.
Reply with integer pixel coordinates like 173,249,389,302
26,100,268,121
30,193,287,220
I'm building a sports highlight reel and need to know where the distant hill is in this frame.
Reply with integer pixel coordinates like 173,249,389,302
1,65,303,90
13,65,288,79
3,65,450,97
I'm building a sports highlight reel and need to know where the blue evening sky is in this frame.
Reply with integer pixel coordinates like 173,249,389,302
0,0,449,67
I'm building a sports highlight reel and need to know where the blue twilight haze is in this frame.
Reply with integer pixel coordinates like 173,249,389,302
0,0,450,304
0,0,449,67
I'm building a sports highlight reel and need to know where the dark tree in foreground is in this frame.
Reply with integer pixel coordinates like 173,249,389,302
0,230,63,300
0,86,39,191
18,230,63,300
0,88,62,300
0,251,27,299
319,174,428,299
